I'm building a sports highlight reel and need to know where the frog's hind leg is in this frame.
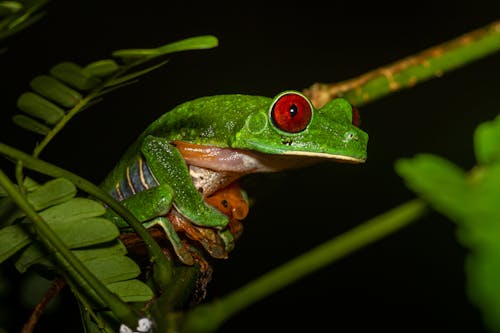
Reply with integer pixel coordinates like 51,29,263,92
105,183,194,265
144,217,194,265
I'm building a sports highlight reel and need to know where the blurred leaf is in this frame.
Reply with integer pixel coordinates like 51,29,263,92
396,115,500,333
0,0,48,41
12,114,50,135
27,178,77,211
0,224,30,263
395,154,471,221
474,114,500,165
0,1,23,16
83,59,120,77
106,279,154,302
17,92,65,125
112,35,218,61
50,62,101,91
30,75,82,108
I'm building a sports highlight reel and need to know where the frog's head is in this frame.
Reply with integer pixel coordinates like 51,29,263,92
233,91,368,163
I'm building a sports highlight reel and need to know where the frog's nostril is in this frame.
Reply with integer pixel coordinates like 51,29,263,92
345,131,358,141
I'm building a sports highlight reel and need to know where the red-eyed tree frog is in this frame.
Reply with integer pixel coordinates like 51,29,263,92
101,91,368,265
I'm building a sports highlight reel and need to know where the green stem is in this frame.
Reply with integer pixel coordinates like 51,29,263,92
0,169,140,328
305,20,500,108
0,142,173,287
182,199,427,333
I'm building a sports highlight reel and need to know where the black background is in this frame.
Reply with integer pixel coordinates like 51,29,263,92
1,1,500,332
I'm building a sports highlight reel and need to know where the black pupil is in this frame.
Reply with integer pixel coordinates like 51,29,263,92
289,104,298,117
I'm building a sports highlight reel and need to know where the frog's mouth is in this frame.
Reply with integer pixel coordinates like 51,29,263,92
173,140,365,175
281,150,365,163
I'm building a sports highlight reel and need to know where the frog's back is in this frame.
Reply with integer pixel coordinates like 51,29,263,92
100,94,271,193
145,94,271,144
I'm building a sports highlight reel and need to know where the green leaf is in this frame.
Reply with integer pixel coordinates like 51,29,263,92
0,176,39,226
27,178,77,211
395,154,470,221
17,92,65,125
106,279,154,302
23,177,40,192
53,217,120,247
14,243,49,273
84,255,141,285
73,241,127,262
38,197,106,224
0,197,19,226
396,123,500,333
103,60,168,89
50,62,101,91
15,218,121,272
0,10,45,40
0,224,31,263
112,35,218,61
474,114,500,165
12,114,51,135
29,75,82,108
466,248,500,333
154,35,218,55
83,59,120,77
0,176,39,197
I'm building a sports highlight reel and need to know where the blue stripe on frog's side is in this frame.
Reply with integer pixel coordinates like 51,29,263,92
110,156,159,201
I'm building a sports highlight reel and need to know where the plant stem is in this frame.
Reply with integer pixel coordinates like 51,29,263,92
304,20,500,108
0,142,174,287
0,169,140,328
181,199,427,333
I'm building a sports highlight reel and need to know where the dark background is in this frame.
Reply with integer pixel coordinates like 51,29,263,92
1,1,500,332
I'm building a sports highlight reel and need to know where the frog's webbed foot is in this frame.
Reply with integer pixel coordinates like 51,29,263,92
143,217,194,265
168,210,230,259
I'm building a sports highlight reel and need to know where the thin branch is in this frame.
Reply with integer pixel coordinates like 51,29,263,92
21,276,66,333
181,199,427,333
304,20,500,108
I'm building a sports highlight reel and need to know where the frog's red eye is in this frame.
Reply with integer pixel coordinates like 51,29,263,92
270,92,312,133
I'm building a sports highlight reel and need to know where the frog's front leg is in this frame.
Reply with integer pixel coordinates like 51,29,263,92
141,135,229,229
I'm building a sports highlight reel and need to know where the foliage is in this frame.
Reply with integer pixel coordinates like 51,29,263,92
0,0,48,44
395,114,500,333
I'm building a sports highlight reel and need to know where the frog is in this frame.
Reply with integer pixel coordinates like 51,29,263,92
100,90,368,265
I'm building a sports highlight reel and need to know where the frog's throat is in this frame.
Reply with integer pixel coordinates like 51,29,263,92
174,140,364,176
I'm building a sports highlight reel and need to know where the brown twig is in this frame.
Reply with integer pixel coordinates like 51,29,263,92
21,276,66,333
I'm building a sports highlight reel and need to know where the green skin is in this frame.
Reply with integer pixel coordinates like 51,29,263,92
101,91,368,264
